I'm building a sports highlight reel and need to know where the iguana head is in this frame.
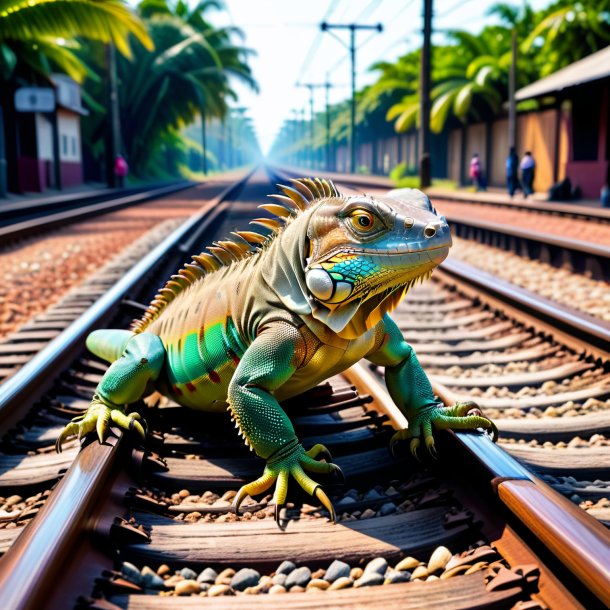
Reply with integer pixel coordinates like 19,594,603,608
301,187,451,336
260,179,451,339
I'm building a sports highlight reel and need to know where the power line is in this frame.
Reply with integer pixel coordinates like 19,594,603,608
355,0,384,23
296,0,342,83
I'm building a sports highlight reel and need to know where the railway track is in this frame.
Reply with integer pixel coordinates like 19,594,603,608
0,169,608,609
0,181,194,243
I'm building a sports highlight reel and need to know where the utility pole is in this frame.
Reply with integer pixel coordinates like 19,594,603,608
419,0,432,188
324,81,333,171
297,82,334,170
106,43,121,188
201,109,207,174
508,28,517,152
321,21,383,174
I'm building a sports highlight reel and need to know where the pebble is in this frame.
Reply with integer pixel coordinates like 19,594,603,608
363,489,383,501
285,566,311,588
208,584,232,597
428,546,452,573
4,496,22,508
360,508,376,519
328,577,354,590
325,559,351,582
175,580,201,596
231,568,260,592
290,586,306,593
350,567,364,580
395,557,420,571
197,567,218,584
378,502,397,516
271,573,287,586
164,575,184,588
121,561,142,585
269,585,286,594
215,568,236,585
411,566,429,579
307,579,330,590
384,569,412,584
178,489,190,499
141,570,165,589
276,560,296,575
354,572,384,587
345,488,359,499
157,564,170,576
365,557,389,576
179,567,198,580
337,496,357,506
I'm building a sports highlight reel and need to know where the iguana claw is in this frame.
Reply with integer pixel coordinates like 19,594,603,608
232,442,340,524
389,401,498,459
55,396,146,453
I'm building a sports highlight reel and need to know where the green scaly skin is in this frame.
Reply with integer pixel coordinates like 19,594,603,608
56,177,497,523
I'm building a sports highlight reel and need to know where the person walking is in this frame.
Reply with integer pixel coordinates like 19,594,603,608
469,153,485,191
520,151,536,197
506,147,519,197
114,154,129,188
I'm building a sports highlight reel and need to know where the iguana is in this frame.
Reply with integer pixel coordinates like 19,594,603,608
56,177,497,522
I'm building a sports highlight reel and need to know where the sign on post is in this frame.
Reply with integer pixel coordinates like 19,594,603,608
15,87,56,113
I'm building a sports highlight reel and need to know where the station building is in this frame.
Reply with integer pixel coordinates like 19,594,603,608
14,75,87,193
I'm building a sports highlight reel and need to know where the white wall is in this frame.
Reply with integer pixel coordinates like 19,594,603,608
58,110,81,162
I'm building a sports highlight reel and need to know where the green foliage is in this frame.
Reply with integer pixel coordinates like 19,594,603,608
78,0,257,177
0,0,151,81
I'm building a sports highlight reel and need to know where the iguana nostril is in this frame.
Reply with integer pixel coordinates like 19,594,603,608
424,224,437,238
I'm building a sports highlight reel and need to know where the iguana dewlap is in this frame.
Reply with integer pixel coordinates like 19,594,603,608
57,178,496,522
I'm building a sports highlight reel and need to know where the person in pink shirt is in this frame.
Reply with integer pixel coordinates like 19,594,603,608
114,154,129,188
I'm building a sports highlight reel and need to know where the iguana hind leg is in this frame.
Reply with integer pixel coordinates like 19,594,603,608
56,332,165,451
228,322,343,523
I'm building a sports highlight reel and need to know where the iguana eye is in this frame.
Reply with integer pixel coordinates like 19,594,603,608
348,210,376,232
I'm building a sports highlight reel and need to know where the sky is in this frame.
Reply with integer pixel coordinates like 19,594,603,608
201,0,552,153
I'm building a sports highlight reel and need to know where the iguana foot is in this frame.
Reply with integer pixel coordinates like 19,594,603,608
233,441,343,524
55,394,146,452
390,401,498,459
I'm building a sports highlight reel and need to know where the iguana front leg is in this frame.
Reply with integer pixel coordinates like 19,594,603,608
228,322,342,523
56,332,165,451
367,314,497,458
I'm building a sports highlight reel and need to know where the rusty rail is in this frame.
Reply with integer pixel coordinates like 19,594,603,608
344,362,610,607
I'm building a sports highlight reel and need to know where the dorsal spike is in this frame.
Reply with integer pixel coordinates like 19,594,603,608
301,178,322,197
170,274,190,287
327,179,339,196
315,177,330,197
192,253,220,271
181,265,204,282
259,203,293,219
230,232,256,250
159,288,175,300
207,246,235,265
267,194,300,212
215,240,249,257
234,230,267,245
278,184,309,210
251,217,282,232
289,178,316,201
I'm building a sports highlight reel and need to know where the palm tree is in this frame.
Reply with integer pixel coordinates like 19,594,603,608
0,0,151,81
522,0,610,75
80,0,257,175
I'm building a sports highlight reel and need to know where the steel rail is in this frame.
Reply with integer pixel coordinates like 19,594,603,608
438,258,610,354
0,180,194,242
344,362,610,608
0,170,255,610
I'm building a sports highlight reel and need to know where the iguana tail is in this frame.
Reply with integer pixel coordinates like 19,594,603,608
86,329,135,363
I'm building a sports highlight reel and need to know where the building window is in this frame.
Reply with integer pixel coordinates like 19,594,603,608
72,136,77,156
62,134,68,156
